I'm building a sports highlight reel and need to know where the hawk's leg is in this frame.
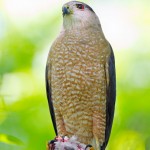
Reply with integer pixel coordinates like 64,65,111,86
55,109,67,136
92,108,106,150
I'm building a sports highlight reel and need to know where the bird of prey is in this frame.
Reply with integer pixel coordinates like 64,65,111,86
46,1,116,150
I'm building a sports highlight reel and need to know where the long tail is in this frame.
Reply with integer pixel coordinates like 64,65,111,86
100,145,105,150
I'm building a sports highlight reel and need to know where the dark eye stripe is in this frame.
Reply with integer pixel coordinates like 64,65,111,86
86,5,94,12
71,1,95,13
76,4,84,10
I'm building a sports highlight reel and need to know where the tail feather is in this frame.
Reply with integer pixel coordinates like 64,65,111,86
100,144,106,150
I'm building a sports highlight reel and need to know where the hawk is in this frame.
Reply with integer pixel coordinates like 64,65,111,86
46,1,116,150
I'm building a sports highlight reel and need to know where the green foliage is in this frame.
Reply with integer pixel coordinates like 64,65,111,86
0,134,23,145
0,1,150,150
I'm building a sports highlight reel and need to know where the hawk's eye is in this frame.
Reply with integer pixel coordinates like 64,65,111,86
76,4,84,10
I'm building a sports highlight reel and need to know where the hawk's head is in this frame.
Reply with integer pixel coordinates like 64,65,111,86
62,1,101,30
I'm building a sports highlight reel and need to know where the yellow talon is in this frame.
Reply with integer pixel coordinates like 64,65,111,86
90,147,94,150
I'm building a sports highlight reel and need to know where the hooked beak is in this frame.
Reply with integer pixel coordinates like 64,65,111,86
62,6,70,16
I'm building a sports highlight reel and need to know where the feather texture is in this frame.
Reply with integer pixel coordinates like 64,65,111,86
46,1,116,150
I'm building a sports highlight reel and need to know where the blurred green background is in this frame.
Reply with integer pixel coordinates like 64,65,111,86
0,0,150,150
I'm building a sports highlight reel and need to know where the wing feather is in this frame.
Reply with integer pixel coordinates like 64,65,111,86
45,65,58,135
101,45,116,150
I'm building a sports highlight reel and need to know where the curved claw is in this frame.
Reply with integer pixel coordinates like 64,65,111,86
85,144,94,150
49,139,57,144
47,139,57,150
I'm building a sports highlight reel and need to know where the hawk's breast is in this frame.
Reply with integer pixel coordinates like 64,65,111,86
50,29,109,143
